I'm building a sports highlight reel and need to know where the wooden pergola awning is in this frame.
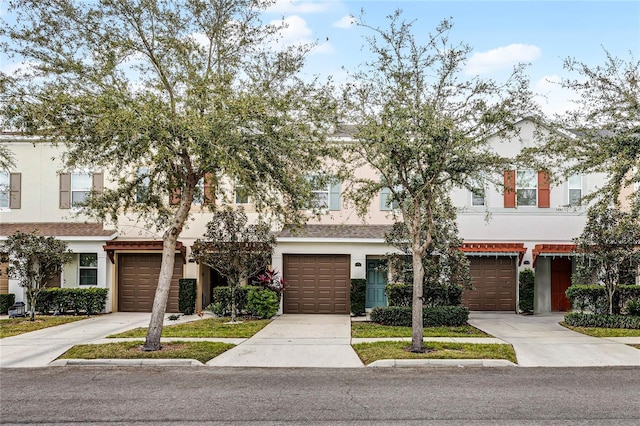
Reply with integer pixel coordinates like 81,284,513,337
460,242,527,266
103,240,187,264
532,244,576,267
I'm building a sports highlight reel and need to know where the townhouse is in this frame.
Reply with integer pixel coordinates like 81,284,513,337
0,118,609,315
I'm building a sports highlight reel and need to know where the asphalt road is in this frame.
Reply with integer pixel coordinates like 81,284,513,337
1,367,639,425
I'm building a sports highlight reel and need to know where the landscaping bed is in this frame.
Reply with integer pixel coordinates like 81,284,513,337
352,341,517,365
59,341,233,364
352,322,489,338
0,316,89,338
108,317,271,338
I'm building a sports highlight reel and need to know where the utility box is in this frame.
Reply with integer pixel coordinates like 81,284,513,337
8,301,26,318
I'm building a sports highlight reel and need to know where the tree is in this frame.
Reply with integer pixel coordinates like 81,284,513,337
0,145,14,172
342,11,535,352
521,50,639,211
1,0,335,350
572,207,640,315
0,231,73,321
191,207,274,322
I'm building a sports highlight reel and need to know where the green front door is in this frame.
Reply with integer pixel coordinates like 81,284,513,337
366,259,388,308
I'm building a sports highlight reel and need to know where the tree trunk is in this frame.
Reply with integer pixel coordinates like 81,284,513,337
410,241,425,352
143,185,194,351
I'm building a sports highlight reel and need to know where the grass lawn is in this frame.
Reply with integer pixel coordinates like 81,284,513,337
351,322,490,338
0,316,89,338
59,341,234,364
352,341,517,365
108,317,271,338
560,322,640,338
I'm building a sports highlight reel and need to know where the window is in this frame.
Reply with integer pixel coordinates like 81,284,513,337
136,167,150,203
235,181,249,204
71,172,92,206
568,174,582,206
0,171,8,208
471,187,485,206
380,186,401,211
78,253,98,285
516,170,537,206
193,177,204,205
312,182,330,209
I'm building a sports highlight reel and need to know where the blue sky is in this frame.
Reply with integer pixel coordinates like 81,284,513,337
262,0,640,115
1,1,638,117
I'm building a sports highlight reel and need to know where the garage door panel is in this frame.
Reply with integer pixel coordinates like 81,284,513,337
462,256,516,311
283,254,350,314
118,253,183,312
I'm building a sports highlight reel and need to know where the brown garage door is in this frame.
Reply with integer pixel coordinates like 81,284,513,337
118,253,183,312
283,254,350,314
462,257,516,311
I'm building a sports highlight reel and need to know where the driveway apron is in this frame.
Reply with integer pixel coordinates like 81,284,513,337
207,314,364,368
468,312,640,367
0,313,153,368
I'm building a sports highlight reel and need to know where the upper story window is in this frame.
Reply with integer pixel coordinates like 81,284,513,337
136,167,150,203
568,174,582,206
0,171,9,209
516,170,537,206
78,253,98,285
380,185,401,211
471,187,485,206
192,177,204,205
71,172,92,207
312,182,330,209
235,181,249,204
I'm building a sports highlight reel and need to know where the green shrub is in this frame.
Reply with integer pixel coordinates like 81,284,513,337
565,285,607,314
566,285,640,314
247,288,279,319
386,283,463,307
369,305,469,327
209,286,257,317
623,298,640,316
35,288,108,315
518,269,535,313
350,279,366,316
0,293,16,314
564,312,640,329
178,279,197,315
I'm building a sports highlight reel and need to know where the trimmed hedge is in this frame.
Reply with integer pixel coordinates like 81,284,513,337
350,279,366,316
208,285,258,317
178,279,197,315
565,285,640,314
385,283,463,308
518,269,535,313
369,305,469,327
564,312,640,329
36,288,108,315
247,288,279,319
0,293,16,314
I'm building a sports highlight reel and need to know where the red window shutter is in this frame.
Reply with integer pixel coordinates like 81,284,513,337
503,170,516,208
203,173,216,206
538,171,550,208
59,173,71,209
170,188,181,205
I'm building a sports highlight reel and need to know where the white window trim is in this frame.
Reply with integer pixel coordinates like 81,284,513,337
70,170,92,210
78,253,98,286
0,171,9,211
136,167,150,203
471,187,486,207
234,180,249,205
568,174,582,207
312,184,331,209
516,169,537,207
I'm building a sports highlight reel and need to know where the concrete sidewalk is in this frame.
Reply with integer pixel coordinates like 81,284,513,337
207,314,364,368
2,313,161,368
468,312,640,367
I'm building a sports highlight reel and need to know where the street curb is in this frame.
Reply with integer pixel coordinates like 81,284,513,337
49,359,205,367
367,359,518,368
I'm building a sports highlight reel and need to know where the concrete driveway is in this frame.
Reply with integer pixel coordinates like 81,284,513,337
468,312,640,367
207,314,364,368
0,313,155,368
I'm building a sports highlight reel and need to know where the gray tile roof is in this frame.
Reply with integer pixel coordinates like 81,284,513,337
0,222,116,238
279,224,392,239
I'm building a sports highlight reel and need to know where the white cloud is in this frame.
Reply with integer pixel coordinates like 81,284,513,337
534,74,577,117
465,44,541,75
270,15,332,55
333,15,355,29
267,0,332,14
